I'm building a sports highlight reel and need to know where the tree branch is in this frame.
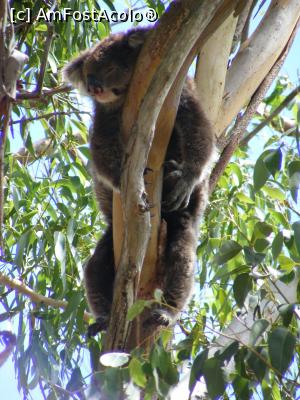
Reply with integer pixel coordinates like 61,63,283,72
13,131,86,164
215,0,300,134
240,84,300,145
195,8,238,127
209,19,299,193
35,24,54,95
0,2,28,252
16,84,71,101
230,0,254,53
0,271,91,322
240,0,257,43
11,110,91,125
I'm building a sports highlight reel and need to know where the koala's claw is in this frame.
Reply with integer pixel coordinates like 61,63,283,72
87,316,109,337
162,183,192,212
162,160,194,212
143,309,173,328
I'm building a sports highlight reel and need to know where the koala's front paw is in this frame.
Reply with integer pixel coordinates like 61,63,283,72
162,160,194,212
143,308,174,328
87,315,109,338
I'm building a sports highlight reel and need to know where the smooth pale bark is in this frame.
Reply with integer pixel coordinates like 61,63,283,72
195,10,238,128
215,0,300,134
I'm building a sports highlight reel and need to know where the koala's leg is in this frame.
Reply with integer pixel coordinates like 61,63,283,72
145,184,207,328
152,211,197,327
84,227,115,336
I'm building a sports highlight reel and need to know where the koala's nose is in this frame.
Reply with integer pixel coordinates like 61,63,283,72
87,74,103,93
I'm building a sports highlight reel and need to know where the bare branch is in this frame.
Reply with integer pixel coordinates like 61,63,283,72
13,131,86,164
209,22,298,193
195,8,238,127
241,0,258,42
16,84,71,101
240,84,300,145
0,271,91,322
35,24,54,95
215,0,300,134
231,0,254,53
11,110,91,125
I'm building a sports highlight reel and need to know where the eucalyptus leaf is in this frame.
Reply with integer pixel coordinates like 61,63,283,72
272,232,284,259
268,327,296,374
249,319,269,346
264,148,282,177
253,157,270,191
189,349,208,392
129,358,147,388
292,221,300,255
233,273,253,308
203,358,226,400
214,240,242,265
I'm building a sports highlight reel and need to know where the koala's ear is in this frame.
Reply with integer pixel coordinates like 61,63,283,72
62,50,90,91
127,28,148,49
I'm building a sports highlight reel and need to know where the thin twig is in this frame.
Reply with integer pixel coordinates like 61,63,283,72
11,110,91,125
0,271,92,322
0,101,11,252
205,323,283,378
209,20,299,194
36,24,54,95
240,84,300,145
241,0,258,43
16,84,71,101
231,0,254,53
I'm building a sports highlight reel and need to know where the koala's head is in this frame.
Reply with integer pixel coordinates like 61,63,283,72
63,28,148,105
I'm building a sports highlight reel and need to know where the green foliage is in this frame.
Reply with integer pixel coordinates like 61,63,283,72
2,1,300,399
268,327,296,375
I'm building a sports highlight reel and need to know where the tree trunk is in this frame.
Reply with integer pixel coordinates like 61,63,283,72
105,0,240,352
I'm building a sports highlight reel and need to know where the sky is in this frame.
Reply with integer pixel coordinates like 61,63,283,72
2,0,300,399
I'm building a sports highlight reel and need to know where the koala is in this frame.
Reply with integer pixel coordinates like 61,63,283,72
63,27,216,337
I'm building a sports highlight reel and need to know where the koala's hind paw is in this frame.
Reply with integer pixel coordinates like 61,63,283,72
143,309,174,328
87,316,109,338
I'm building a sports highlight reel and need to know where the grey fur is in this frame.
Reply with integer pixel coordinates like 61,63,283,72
63,27,216,336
